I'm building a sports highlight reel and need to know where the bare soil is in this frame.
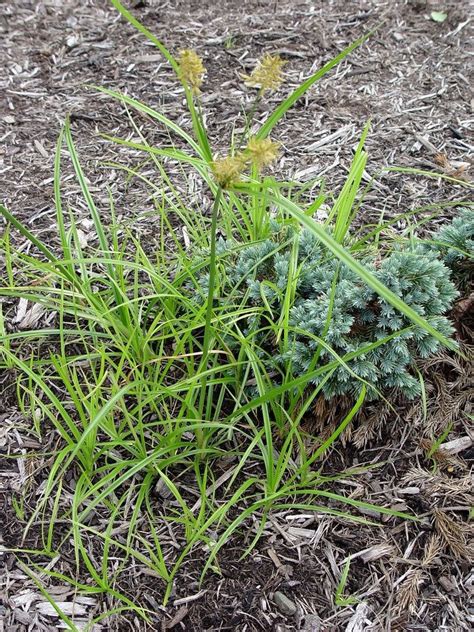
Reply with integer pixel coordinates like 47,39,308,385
0,1,473,631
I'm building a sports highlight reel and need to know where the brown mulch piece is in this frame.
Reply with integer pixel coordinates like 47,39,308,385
1,1,473,631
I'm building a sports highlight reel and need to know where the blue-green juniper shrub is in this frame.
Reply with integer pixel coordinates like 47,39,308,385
429,207,474,266
192,217,462,402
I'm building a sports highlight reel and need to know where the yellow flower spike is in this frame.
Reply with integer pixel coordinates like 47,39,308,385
243,53,287,93
211,154,246,189
245,136,280,169
178,49,205,94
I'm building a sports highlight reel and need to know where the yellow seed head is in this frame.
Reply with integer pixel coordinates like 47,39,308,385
178,49,205,94
211,155,246,188
243,53,287,93
245,136,280,169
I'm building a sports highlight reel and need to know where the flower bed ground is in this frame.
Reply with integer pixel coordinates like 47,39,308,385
0,1,472,630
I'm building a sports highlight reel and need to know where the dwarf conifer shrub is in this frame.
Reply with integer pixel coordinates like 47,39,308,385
431,207,474,265
195,221,459,401
421,207,473,292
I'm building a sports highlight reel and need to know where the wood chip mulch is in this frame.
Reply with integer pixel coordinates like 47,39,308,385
0,1,472,630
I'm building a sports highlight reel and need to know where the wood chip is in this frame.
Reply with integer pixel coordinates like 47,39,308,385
439,436,473,455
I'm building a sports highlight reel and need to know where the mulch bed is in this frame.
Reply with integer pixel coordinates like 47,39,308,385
0,1,472,630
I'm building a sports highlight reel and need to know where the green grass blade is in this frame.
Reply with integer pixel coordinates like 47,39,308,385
0,204,57,264
109,0,179,72
63,117,110,258
93,87,203,157
256,32,372,140
109,0,212,161
385,166,474,188
53,126,74,276
332,122,369,243
16,562,81,632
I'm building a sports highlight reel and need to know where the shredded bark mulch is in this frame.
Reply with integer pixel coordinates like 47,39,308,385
1,1,472,630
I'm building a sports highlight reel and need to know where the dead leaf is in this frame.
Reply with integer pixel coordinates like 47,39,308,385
13,299,45,329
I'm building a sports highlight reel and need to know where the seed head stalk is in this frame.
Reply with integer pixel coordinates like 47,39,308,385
197,187,223,432
239,91,262,150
